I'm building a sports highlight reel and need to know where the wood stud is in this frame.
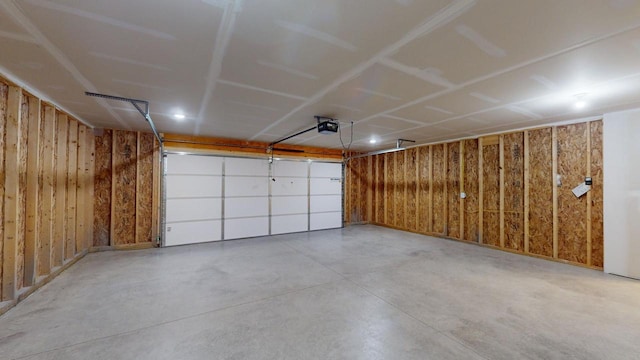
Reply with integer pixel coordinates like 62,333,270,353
0,76,96,308
344,122,604,269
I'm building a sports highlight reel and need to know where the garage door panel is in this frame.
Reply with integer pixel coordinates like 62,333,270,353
310,212,342,230
166,175,222,198
166,154,223,175
310,178,342,195
166,198,222,222
272,160,308,177
310,162,342,178
225,176,269,197
272,214,308,234
271,177,308,196
225,217,269,239
165,220,222,246
272,196,307,215
225,157,269,176
310,195,342,213
225,197,269,218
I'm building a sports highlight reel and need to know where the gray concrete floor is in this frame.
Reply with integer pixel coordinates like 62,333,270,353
1,225,639,360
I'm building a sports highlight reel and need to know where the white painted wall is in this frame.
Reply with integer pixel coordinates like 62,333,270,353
603,109,640,279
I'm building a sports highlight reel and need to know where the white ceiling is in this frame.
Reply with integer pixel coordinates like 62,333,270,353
1,0,640,150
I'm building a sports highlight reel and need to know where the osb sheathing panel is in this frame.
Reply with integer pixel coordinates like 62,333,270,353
418,146,431,233
357,157,368,222
346,157,367,224
464,139,479,242
93,130,112,247
395,151,406,229
503,133,524,251
16,93,29,290
75,126,87,253
557,123,588,264
0,83,7,297
375,155,384,223
65,120,78,260
37,105,56,276
112,130,138,245
136,133,155,243
447,142,460,239
528,128,554,257
53,114,68,267
432,144,446,234
385,152,395,226
406,148,417,231
590,121,604,267
360,157,370,223
482,144,500,247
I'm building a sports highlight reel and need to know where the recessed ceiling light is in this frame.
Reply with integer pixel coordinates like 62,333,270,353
575,100,587,109
574,93,588,110
173,113,186,120
369,138,377,144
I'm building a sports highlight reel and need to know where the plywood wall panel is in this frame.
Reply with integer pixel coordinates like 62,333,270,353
65,120,78,260
385,152,395,226
447,142,460,239
87,131,96,250
37,105,55,276
0,83,7,299
418,146,431,233
53,113,68,267
406,148,417,231
590,121,604,267
112,130,138,245
93,130,112,247
464,139,479,242
432,144,446,234
503,133,524,251
528,128,554,257
2,86,23,300
482,143,500,247
0,75,96,307
15,92,29,290
136,133,155,244
375,155,384,223
395,151,406,229
557,123,588,264
24,95,41,287
75,125,87,252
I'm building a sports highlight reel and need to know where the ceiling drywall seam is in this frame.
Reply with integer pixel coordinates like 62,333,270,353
295,17,640,146
377,58,456,88
353,70,640,145
195,0,243,133
249,0,477,140
1,1,131,129
216,79,308,101
0,64,93,128
24,0,175,40
353,19,640,125
256,60,318,80
0,30,39,43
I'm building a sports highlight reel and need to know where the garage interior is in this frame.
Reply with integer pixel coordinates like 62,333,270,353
1,0,640,359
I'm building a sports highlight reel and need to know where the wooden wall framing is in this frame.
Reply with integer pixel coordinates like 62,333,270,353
93,130,160,248
344,120,605,269
0,76,95,314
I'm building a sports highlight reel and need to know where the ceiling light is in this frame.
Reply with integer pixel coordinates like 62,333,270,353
574,93,588,110
369,138,377,144
173,113,186,120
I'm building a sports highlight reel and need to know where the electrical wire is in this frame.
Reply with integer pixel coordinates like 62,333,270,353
339,120,354,153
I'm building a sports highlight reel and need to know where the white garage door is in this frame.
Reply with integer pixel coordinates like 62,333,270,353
164,154,342,246
165,154,223,246
310,162,343,230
